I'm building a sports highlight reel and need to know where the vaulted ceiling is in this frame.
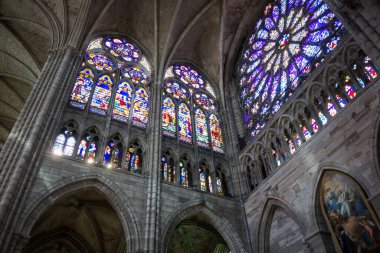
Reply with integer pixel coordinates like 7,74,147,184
0,0,265,149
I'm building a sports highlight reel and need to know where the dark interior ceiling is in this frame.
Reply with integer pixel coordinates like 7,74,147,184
23,189,125,253
0,0,263,149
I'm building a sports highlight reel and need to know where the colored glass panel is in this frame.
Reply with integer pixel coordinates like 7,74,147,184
163,80,189,100
90,75,113,115
103,140,122,169
162,96,176,137
311,118,319,133
327,101,337,117
208,175,213,193
199,169,206,191
195,108,209,148
174,65,205,89
132,87,149,127
178,103,192,143
194,93,216,111
86,53,116,72
180,161,189,187
209,114,224,153
125,147,141,173
302,126,311,141
335,95,346,108
319,111,328,125
104,37,141,62
122,65,150,85
70,68,94,109
77,139,88,160
216,177,223,195
113,81,133,122
238,0,344,138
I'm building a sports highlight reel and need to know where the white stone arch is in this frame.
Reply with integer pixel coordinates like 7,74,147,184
16,174,142,253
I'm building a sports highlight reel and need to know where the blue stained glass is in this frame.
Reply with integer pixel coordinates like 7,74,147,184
90,75,113,115
178,103,192,143
113,81,133,122
70,68,94,109
238,0,344,139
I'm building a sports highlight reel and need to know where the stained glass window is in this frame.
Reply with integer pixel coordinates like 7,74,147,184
113,81,133,122
163,64,224,152
209,114,224,153
69,36,151,128
161,155,175,183
103,137,123,169
180,161,189,187
351,53,379,87
216,176,223,195
125,146,141,173
327,101,337,117
90,75,114,115
208,174,213,193
195,108,209,148
132,87,149,127
319,111,328,125
53,123,78,157
178,102,192,143
199,168,206,191
237,0,345,138
162,96,176,137
311,118,319,133
69,68,94,109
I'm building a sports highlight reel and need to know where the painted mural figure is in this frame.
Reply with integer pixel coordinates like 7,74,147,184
321,172,380,253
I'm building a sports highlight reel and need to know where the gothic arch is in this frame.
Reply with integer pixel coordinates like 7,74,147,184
371,109,380,178
161,200,247,253
256,196,307,253
17,174,142,253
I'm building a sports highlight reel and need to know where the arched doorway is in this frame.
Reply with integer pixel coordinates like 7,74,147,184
23,189,126,253
166,213,230,253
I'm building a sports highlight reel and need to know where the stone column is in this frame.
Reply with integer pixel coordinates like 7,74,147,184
143,81,162,253
0,46,80,252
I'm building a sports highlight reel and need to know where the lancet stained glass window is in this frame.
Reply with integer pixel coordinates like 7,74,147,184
237,0,345,138
69,36,151,128
162,64,224,153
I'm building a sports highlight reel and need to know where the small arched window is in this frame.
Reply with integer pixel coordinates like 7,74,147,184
216,166,228,196
103,135,123,169
125,140,143,173
52,121,78,157
199,161,212,192
77,127,100,163
179,154,193,187
161,150,175,183
162,65,224,153
69,36,151,128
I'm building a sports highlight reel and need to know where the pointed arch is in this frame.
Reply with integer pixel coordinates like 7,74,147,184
160,201,247,253
16,175,142,253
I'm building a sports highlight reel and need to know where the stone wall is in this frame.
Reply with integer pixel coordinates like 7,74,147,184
244,79,380,253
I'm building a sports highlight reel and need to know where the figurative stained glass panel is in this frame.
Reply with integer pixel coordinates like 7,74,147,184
174,65,205,89
238,0,345,138
125,147,141,173
70,68,94,109
194,93,216,111
162,96,176,137
163,80,189,100
86,53,116,72
104,37,141,62
90,75,113,115
199,169,206,191
327,101,337,117
216,177,223,195
319,111,328,125
103,140,122,169
87,142,97,162
311,118,319,133
122,65,150,86
320,171,380,253
77,139,87,160
180,161,188,187
178,103,192,143
113,81,133,122
209,114,224,153
195,108,209,148
208,175,213,193
132,87,149,127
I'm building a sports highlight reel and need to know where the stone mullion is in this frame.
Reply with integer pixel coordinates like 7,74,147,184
325,0,380,66
143,81,162,253
0,50,62,195
7,48,81,253
0,47,76,251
